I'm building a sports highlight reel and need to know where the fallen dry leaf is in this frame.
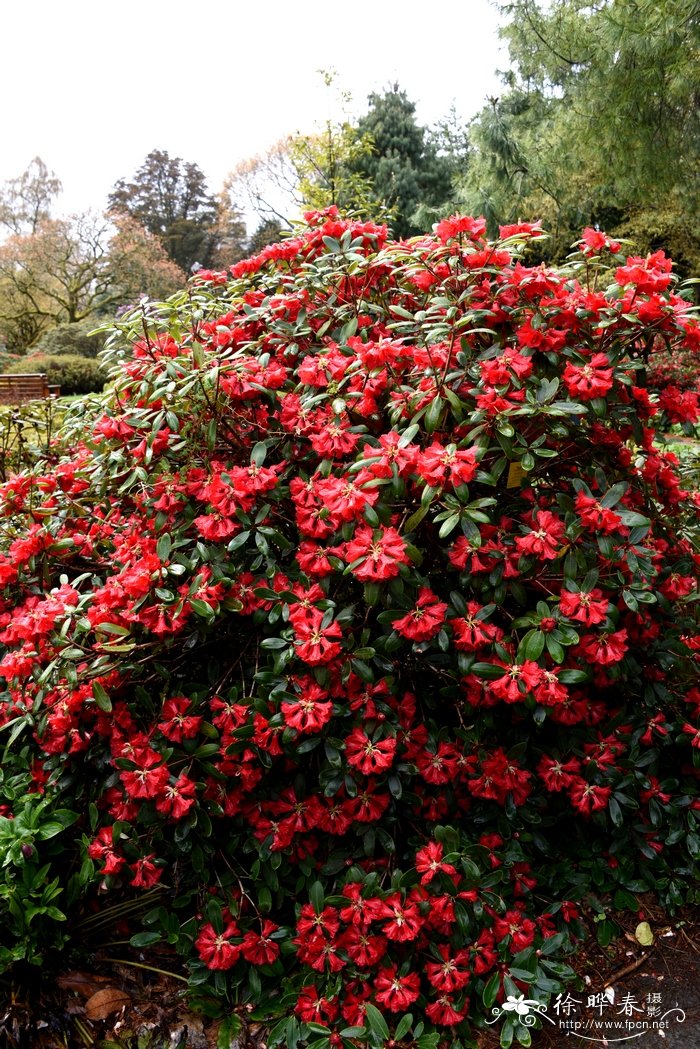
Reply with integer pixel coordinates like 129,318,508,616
57,970,111,997
84,987,131,1021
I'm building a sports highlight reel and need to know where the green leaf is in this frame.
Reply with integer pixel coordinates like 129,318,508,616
516,1026,532,1047
425,394,443,433
251,441,268,467
394,1013,413,1041
227,530,251,552
52,809,79,828
416,1034,440,1049
687,832,700,858
404,504,429,533
539,932,566,956
190,598,215,619
92,682,112,712
509,966,538,981
389,304,415,320
438,514,461,539
471,662,505,679
310,880,325,915
482,969,501,1008
635,921,654,946
608,795,623,826
545,635,565,663
520,630,545,661
558,669,589,683
363,1003,390,1043
499,1015,515,1048
35,823,65,840
218,1014,243,1049
596,918,618,947
130,930,161,948
399,423,419,446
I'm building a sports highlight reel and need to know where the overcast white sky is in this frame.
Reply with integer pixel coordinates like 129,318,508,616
1,0,507,226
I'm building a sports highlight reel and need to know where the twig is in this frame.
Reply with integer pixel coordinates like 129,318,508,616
603,951,651,987
100,958,188,983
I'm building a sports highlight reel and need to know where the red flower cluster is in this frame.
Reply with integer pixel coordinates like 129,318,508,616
0,209,698,1038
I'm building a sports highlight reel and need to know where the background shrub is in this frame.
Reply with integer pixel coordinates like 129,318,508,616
0,212,698,1045
4,352,108,394
0,350,22,374
34,320,107,360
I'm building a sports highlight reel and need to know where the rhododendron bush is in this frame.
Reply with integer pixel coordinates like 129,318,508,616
1,210,699,1047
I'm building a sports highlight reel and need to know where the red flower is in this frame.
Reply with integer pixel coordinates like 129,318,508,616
659,572,697,600
87,827,126,876
157,696,202,742
296,541,334,577
499,221,544,239
577,629,628,666
615,250,673,293
580,227,620,255
294,930,346,972
374,966,421,1011
658,386,699,425
415,742,461,784
282,681,333,734
120,751,170,800
343,782,391,823
414,442,478,488
293,613,343,666
537,755,582,792
393,588,448,641
568,779,612,815
338,926,388,967
309,415,359,459
574,491,624,534
682,723,700,748
559,587,609,626
195,921,242,969
343,525,410,582
563,354,614,401
380,892,422,941
480,349,533,385
345,728,397,774
492,909,537,951
514,511,566,561
241,920,281,965
415,841,457,885
295,985,339,1024
435,214,487,243
425,945,471,991
425,995,468,1026
339,882,388,925
296,904,340,939
155,774,197,819
129,854,163,889
490,661,542,704
452,602,504,651
362,431,417,478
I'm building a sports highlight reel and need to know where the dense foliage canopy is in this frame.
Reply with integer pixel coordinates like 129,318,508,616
0,211,699,1046
462,0,700,265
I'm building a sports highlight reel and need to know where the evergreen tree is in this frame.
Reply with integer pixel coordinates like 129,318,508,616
462,0,700,261
247,218,285,255
108,150,220,272
350,86,455,238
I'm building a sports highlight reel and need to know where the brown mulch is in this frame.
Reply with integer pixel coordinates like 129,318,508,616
2,904,700,1049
